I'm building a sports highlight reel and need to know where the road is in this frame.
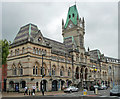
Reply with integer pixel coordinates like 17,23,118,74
1,89,120,99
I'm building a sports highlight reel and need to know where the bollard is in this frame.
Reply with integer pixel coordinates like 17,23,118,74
95,87,98,95
83,89,87,96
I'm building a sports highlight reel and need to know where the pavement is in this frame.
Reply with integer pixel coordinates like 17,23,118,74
1,88,119,98
1,91,66,97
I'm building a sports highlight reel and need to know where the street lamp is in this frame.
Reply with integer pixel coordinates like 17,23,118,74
41,53,46,96
92,65,97,85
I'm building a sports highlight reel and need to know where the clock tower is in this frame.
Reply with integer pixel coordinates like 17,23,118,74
62,5,85,57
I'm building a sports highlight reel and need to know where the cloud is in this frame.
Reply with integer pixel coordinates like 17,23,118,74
2,2,118,58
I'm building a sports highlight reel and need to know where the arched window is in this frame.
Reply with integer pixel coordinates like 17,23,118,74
33,63,39,75
36,48,38,54
18,63,23,76
13,66,17,75
33,47,35,54
18,48,19,55
21,81,26,88
22,47,25,53
36,67,38,75
68,67,71,76
39,49,41,55
9,81,14,88
52,65,56,76
20,66,23,75
60,66,64,76
33,66,35,75
15,49,17,55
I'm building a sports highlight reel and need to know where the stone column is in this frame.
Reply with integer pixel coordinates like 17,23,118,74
58,80,61,91
48,80,52,91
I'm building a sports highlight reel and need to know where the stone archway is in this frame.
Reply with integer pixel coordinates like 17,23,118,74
85,68,88,80
67,80,72,87
61,80,65,90
52,80,58,91
76,67,79,79
40,80,47,91
80,67,84,79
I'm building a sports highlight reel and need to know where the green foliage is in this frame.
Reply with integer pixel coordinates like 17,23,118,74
0,39,11,65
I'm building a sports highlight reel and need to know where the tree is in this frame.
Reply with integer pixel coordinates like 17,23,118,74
0,39,11,65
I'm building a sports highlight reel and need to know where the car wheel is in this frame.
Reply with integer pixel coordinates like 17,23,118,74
70,90,72,93
110,93,112,96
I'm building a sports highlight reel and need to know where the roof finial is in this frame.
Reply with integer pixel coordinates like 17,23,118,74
75,0,76,5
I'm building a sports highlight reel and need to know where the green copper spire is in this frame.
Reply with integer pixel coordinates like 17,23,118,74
29,23,31,36
64,5,79,28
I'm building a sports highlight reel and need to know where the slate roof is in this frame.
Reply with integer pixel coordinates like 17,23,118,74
13,23,38,43
11,23,71,56
89,49,101,60
44,37,69,55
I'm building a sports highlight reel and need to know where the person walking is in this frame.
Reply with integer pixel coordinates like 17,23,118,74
24,86,28,95
32,85,36,95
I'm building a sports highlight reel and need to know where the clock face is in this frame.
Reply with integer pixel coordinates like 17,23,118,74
68,23,72,28
38,37,42,42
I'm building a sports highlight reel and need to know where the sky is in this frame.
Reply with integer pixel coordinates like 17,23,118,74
2,1,118,58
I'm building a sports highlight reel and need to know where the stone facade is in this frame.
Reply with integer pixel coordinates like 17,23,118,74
6,5,120,92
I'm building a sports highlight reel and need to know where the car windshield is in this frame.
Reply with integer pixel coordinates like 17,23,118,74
113,85,120,89
69,86,75,88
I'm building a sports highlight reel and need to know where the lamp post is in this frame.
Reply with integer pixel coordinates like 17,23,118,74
42,53,46,96
92,65,97,85
71,55,74,85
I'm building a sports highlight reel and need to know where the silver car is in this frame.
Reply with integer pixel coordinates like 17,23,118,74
64,86,79,93
110,85,120,96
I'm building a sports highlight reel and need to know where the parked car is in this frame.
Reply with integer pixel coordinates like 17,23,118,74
90,85,100,91
89,85,95,91
100,85,107,90
110,85,120,96
64,86,79,93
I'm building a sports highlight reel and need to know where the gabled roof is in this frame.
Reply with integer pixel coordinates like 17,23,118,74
64,5,79,28
12,23,71,56
13,23,38,43
89,49,101,60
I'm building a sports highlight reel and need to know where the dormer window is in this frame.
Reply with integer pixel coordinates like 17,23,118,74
72,13,74,17
38,37,42,42
69,15,71,19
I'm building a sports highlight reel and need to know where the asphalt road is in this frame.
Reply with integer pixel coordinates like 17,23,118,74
1,89,120,99
1,96,120,99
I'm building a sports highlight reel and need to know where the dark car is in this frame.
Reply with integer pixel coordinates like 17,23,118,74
90,85,94,91
110,85,120,96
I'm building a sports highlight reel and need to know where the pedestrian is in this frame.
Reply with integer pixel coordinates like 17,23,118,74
24,86,28,95
42,85,44,96
32,85,36,95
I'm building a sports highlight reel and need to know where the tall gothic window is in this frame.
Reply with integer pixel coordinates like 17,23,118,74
22,47,25,54
18,48,19,55
60,66,64,76
33,47,35,54
33,66,35,75
36,67,38,75
68,67,71,77
33,63,39,75
52,65,56,76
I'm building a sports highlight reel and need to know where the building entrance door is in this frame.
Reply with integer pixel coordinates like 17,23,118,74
52,80,58,91
15,83,19,92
